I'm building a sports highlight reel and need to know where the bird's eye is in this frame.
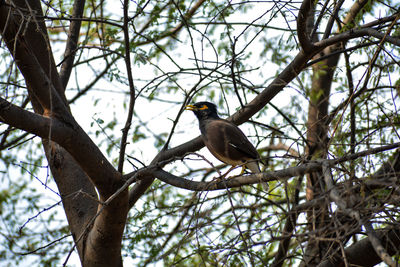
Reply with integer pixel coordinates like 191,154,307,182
199,105,208,110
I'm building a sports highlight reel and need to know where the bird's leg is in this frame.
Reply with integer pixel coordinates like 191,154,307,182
212,165,245,183
212,166,235,183
220,165,237,178
239,165,246,175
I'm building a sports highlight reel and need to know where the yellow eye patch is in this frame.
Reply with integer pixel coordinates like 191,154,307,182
199,105,208,110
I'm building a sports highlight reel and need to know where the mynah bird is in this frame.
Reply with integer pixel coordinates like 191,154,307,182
186,101,266,187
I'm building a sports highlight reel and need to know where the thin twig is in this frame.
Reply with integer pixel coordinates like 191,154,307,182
118,0,136,173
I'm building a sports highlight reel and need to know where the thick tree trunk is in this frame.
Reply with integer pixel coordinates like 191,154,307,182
0,1,129,266
301,0,370,265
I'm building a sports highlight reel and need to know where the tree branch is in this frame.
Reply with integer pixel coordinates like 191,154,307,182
297,0,316,53
59,0,86,89
133,0,207,46
319,228,400,267
322,163,397,266
0,97,120,197
122,142,400,192
315,27,400,49
127,13,400,207
322,0,345,39
0,2,70,119
118,0,136,173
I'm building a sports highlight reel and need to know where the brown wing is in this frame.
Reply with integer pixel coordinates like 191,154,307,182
202,119,259,166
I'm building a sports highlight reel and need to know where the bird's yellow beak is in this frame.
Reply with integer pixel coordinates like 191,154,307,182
185,104,208,111
185,104,197,111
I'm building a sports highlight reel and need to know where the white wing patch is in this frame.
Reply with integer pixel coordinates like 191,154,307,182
228,142,239,149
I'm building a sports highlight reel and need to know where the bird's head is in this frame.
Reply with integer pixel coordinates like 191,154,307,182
185,101,220,121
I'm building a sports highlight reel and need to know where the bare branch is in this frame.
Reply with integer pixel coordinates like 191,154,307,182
118,0,136,173
0,97,120,197
125,142,400,192
127,12,400,205
322,0,345,39
297,0,316,53
363,222,397,267
315,27,400,49
322,163,397,267
133,0,207,46
0,2,70,119
59,0,86,89
319,228,400,267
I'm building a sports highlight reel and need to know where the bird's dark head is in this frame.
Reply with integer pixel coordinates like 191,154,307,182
185,101,220,121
